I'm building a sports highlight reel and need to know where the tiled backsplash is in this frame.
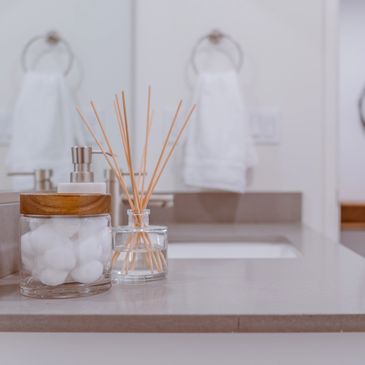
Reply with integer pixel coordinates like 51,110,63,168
125,192,302,225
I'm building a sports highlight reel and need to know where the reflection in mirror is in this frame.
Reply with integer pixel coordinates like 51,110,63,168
0,0,132,191
0,0,339,236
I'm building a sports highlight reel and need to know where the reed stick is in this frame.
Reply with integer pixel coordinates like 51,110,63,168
142,100,183,208
76,107,135,211
140,110,153,199
120,92,141,213
137,86,152,196
115,93,140,212
142,104,196,209
113,98,129,165
90,101,122,179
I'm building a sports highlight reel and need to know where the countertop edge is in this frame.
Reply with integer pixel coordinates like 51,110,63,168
2,314,365,333
0,191,19,204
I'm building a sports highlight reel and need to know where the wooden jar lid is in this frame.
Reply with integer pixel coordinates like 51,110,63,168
20,193,111,216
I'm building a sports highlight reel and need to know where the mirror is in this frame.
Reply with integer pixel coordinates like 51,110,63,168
0,0,133,190
0,0,339,236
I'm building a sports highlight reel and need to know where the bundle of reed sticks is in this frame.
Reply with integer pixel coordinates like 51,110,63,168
76,87,195,274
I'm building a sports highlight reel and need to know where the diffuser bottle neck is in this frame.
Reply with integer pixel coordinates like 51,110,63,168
127,209,150,227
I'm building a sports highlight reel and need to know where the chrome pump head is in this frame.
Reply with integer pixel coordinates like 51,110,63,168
70,146,94,183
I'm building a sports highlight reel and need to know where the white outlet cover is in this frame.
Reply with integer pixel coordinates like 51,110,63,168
248,108,280,144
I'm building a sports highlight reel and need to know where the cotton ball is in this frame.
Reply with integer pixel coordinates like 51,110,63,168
43,244,76,271
98,227,112,263
89,216,109,231
30,224,65,255
39,268,68,286
78,216,109,239
71,260,103,284
31,256,47,281
21,232,34,258
29,218,45,231
21,255,34,273
75,235,102,264
51,218,81,238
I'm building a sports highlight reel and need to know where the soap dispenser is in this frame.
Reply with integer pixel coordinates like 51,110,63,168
58,146,106,194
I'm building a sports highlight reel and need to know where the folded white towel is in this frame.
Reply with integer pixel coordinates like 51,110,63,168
6,71,85,189
183,70,257,193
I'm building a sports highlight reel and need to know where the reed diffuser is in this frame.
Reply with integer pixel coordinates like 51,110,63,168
77,87,195,282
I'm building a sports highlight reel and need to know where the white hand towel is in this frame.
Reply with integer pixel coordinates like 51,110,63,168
183,70,257,193
6,71,85,189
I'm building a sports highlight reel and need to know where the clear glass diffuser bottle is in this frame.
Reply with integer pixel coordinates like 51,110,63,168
112,209,167,283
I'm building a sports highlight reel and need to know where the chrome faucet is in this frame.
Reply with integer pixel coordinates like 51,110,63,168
8,169,54,192
104,169,123,227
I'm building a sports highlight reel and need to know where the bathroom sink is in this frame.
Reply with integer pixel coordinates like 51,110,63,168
168,240,299,259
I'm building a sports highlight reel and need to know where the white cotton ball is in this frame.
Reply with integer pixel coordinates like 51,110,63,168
30,224,64,255
42,244,76,271
51,218,81,238
89,216,109,231
71,260,103,284
78,216,109,240
74,235,102,264
98,228,112,263
29,218,45,231
21,232,34,258
39,268,68,286
21,255,34,273
31,256,47,281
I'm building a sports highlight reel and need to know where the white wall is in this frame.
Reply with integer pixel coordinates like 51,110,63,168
0,0,132,188
339,0,365,201
134,0,332,233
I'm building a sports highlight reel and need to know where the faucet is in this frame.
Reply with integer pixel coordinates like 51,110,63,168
104,168,174,226
104,169,123,227
8,169,54,192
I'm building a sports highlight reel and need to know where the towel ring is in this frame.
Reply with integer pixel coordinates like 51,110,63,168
359,87,365,128
21,31,74,76
190,29,243,74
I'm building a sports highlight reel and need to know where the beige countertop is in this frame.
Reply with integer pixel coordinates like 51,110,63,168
1,223,365,333
0,191,19,204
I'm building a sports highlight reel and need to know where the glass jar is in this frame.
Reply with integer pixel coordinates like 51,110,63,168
112,209,167,283
19,193,112,298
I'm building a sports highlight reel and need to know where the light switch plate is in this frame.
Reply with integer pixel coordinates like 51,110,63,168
249,108,280,144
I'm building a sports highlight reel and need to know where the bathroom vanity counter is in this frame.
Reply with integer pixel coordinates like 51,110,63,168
1,223,365,333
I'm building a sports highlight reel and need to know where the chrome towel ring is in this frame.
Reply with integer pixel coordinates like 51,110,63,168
21,31,74,76
190,29,243,74
359,87,365,128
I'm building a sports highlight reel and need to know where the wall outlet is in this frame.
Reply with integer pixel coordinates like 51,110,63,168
249,108,280,144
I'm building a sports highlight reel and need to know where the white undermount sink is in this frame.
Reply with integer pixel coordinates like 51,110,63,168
168,239,299,259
